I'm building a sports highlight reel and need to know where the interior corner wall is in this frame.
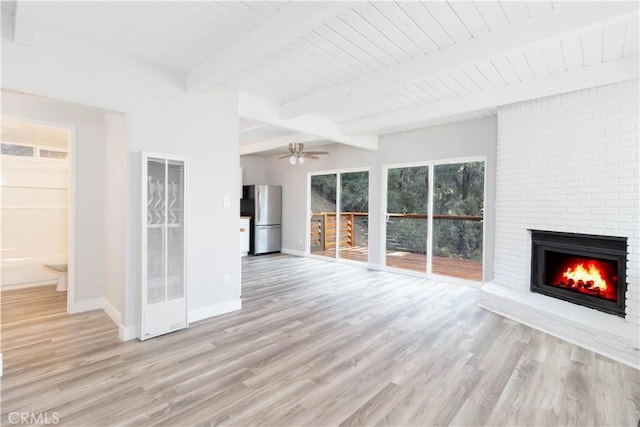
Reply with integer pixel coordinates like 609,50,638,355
103,112,127,319
241,116,497,276
1,91,107,303
2,15,241,331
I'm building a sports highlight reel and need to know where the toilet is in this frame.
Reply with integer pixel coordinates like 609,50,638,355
44,262,68,291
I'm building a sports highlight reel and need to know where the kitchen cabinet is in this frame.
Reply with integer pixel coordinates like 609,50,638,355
139,152,187,340
240,217,250,256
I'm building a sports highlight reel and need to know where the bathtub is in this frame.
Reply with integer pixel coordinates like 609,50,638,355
1,254,66,289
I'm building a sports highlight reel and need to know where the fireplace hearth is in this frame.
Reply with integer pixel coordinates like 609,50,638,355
530,230,627,317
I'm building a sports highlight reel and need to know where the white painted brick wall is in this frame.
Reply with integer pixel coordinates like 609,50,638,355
494,79,640,327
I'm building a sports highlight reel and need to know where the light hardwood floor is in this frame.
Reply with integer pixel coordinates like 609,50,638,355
1,255,639,426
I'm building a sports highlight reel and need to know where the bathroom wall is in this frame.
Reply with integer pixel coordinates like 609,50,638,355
1,154,68,287
1,91,108,306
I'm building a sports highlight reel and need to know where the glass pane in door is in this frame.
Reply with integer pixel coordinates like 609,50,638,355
167,159,185,299
147,158,166,304
432,162,484,281
385,166,429,272
339,171,369,263
310,174,337,258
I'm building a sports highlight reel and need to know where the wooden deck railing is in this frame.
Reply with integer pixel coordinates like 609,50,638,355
310,212,482,250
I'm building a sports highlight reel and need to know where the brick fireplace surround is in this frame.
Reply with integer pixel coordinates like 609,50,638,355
479,79,639,368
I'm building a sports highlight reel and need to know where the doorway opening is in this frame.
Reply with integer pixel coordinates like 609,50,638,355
0,117,74,314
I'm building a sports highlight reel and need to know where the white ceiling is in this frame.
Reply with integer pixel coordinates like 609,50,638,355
3,1,638,154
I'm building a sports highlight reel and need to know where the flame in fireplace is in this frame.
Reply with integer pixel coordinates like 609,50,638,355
562,261,608,291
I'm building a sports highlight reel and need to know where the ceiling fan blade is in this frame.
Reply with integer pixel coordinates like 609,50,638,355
278,155,291,159
303,151,329,155
304,155,320,159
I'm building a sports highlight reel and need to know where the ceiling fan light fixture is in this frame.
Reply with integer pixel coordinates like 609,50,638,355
276,143,329,165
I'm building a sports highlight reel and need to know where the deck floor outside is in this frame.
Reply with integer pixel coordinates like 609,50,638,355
312,246,483,281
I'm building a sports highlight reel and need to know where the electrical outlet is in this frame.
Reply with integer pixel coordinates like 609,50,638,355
223,196,230,208
222,274,230,286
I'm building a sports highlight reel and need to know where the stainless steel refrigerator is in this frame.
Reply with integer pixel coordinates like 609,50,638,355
241,185,282,255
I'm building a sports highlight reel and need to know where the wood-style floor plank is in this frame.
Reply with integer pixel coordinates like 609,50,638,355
1,254,638,426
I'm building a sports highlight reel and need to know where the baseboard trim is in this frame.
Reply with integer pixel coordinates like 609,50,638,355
1,280,58,290
479,281,640,369
119,325,137,341
69,297,136,342
281,248,306,257
68,297,103,314
188,298,242,324
430,273,482,289
102,298,122,325
367,262,383,271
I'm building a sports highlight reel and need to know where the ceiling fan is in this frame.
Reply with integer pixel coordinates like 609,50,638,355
277,143,328,165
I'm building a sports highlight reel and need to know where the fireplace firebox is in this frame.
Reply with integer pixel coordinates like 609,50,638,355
530,230,627,317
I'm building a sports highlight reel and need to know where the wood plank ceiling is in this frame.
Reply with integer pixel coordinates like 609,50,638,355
4,1,638,153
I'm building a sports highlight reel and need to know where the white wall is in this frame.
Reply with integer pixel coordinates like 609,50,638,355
125,91,241,327
480,79,640,366
2,11,241,334
103,112,127,319
1,155,68,287
241,116,497,277
241,155,269,186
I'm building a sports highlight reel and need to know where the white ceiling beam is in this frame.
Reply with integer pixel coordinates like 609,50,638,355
188,2,349,92
240,133,322,156
13,1,38,46
240,124,267,134
278,2,639,119
239,92,378,151
340,55,639,135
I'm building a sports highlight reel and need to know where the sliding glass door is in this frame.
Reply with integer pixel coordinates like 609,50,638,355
431,162,484,281
385,166,429,273
310,174,337,258
339,171,369,263
309,170,369,263
384,160,485,281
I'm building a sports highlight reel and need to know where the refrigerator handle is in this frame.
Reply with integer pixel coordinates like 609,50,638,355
256,187,262,224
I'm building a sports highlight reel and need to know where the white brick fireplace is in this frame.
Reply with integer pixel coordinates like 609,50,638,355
480,79,640,368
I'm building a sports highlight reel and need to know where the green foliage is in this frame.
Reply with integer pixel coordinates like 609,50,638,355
310,174,336,212
433,162,484,216
386,162,484,262
386,218,427,254
340,171,369,213
309,163,485,263
386,166,428,213
432,162,484,261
